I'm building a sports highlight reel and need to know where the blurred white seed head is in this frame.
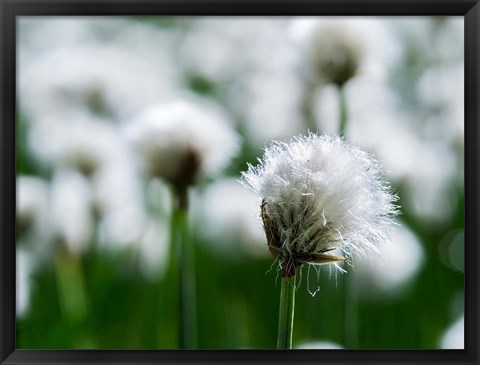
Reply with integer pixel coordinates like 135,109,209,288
19,40,180,122
28,115,131,177
92,151,146,246
354,221,424,296
290,18,400,87
136,218,170,281
296,340,343,349
440,314,464,349
126,99,241,190
416,63,464,147
98,206,147,250
295,20,365,87
344,79,459,224
16,176,49,240
50,170,94,254
16,248,35,319
193,177,269,259
242,134,399,276
230,61,305,148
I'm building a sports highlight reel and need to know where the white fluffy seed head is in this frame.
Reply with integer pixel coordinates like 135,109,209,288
126,99,241,189
16,176,49,239
304,22,365,86
241,134,399,273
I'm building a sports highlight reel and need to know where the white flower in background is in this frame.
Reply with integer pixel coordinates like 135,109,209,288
94,170,169,281
231,67,305,148
17,17,95,67
126,98,241,190
19,40,179,122
221,19,305,148
303,22,364,86
50,170,94,254
94,160,146,249
429,17,464,64
404,143,458,224
18,17,175,65
296,340,343,349
16,176,49,240
290,18,400,87
416,63,464,148
17,176,53,264
440,315,464,349
391,17,463,66
16,248,35,319
192,177,269,259
308,19,464,224
179,18,292,84
97,204,146,250
344,79,459,224
343,80,416,180
143,178,173,216
354,221,424,296
91,151,143,214
179,18,252,83
179,18,306,148
242,134,399,276
136,218,170,281
28,115,129,176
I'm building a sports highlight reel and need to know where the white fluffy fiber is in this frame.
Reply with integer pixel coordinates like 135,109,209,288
126,99,240,184
242,134,399,267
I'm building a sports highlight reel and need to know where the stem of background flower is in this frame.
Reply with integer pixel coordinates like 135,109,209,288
336,84,358,348
171,188,197,349
301,82,319,133
54,249,96,348
276,274,296,349
338,85,348,135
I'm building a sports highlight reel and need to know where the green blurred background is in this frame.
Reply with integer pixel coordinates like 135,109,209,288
16,16,464,349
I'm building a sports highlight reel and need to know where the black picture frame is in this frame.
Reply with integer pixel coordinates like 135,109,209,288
1,1,478,364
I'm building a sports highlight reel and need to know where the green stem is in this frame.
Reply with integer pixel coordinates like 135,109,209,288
343,271,359,348
54,250,96,348
276,274,296,349
171,188,197,349
301,82,318,133
338,85,348,136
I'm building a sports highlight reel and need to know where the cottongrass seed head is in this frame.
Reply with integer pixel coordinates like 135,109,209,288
304,21,365,87
126,98,241,192
241,134,399,277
